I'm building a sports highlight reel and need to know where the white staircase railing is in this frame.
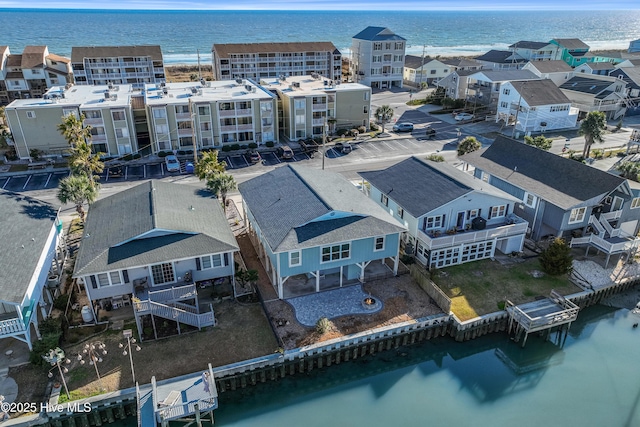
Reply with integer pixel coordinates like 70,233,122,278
148,301,215,329
588,215,606,235
147,284,197,303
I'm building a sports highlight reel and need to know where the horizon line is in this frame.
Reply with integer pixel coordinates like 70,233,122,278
0,7,639,11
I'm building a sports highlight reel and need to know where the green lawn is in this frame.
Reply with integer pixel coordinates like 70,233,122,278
431,258,581,321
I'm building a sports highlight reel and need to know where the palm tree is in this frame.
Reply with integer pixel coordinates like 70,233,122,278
374,105,394,133
57,175,99,222
206,172,237,209
578,111,607,158
457,136,481,156
69,141,104,183
57,113,92,147
194,150,226,181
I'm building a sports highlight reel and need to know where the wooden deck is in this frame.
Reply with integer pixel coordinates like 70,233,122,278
506,290,579,347
137,363,218,426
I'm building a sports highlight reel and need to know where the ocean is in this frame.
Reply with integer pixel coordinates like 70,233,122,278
0,9,639,65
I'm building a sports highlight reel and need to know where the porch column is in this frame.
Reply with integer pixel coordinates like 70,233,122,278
39,297,47,319
32,313,40,339
339,266,343,288
271,265,277,288
316,270,320,293
278,276,283,299
360,264,365,282
393,256,399,275
243,204,248,228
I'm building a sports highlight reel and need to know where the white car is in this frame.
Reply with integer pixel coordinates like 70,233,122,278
165,155,181,172
455,113,474,122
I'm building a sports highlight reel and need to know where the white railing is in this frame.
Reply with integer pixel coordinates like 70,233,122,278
219,110,235,117
149,301,215,328
418,221,528,250
588,215,606,235
600,210,622,221
571,233,640,253
235,108,252,116
237,124,253,131
312,103,327,111
177,129,193,137
84,118,103,125
175,113,190,120
158,397,218,422
148,284,197,303
312,118,324,126
0,318,25,335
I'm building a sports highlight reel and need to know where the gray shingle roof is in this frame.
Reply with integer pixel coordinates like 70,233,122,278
585,62,616,70
359,157,518,218
470,69,539,83
0,190,59,304
71,46,163,63
441,58,483,69
610,68,640,90
403,55,441,69
475,50,526,64
352,27,406,42
461,136,625,210
560,76,613,94
553,38,590,50
508,41,551,49
509,80,571,106
212,42,340,57
238,165,405,252
527,60,572,74
74,181,238,277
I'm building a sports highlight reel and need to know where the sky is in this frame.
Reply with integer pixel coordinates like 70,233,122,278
0,0,638,10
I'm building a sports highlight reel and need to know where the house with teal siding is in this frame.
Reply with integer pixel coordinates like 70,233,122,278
359,157,527,269
238,165,405,299
0,190,64,350
550,38,592,68
462,136,640,266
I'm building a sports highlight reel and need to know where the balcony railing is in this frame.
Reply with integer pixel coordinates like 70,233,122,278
84,118,104,125
175,113,190,121
312,118,325,126
312,103,327,111
570,233,640,254
177,129,193,137
235,108,252,116
237,123,253,131
0,317,25,336
418,218,528,251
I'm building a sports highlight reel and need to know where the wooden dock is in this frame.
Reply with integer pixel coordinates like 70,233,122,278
137,363,218,426
506,290,579,347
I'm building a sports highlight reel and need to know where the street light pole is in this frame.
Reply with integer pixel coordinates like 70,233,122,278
43,348,71,400
78,341,107,391
119,329,141,384
322,119,327,170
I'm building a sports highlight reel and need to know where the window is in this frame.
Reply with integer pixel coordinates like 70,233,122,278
568,207,586,224
550,105,569,112
294,99,306,109
112,111,126,121
289,251,301,267
467,209,480,220
489,205,507,219
524,193,536,208
500,101,508,108
364,92,369,101
115,128,129,138
363,106,368,114
612,196,624,211
397,207,404,219
631,197,640,209
109,271,122,285
199,254,224,270
26,111,36,119
201,122,211,131
394,55,403,62
430,70,437,75
374,236,385,252
153,108,166,119
156,124,169,135
151,262,175,284
373,43,382,51
295,114,305,125
381,194,388,206
62,108,77,117
321,243,350,262
97,273,110,287
503,88,510,95
199,106,210,116
395,42,403,50
373,55,382,63
425,215,445,230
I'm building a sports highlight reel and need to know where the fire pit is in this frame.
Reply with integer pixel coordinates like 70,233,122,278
362,296,380,310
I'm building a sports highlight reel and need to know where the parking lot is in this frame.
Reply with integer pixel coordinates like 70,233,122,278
1,171,69,192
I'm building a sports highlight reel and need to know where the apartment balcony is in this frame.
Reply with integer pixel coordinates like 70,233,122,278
417,215,528,251
177,129,193,137
176,112,191,121
235,108,252,116
237,123,253,131
84,118,104,126
312,103,327,111
91,134,107,142
0,316,26,338
312,118,325,126
220,125,236,132
219,110,236,117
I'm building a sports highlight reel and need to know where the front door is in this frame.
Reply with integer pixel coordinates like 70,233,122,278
457,211,466,230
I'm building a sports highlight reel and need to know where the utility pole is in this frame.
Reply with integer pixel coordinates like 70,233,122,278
197,49,202,80
322,118,327,170
418,44,426,89
511,89,523,139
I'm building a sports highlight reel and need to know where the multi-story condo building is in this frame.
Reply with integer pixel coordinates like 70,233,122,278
261,74,371,140
71,45,166,88
211,42,342,82
351,26,406,89
144,79,278,152
0,46,72,105
5,83,138,158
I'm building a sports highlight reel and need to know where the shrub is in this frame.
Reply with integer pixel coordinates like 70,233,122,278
370,122,379,131
265,141,275,147
30,148,43,160
29,333,62,366
132,153,141,159
426,154,445,162
53,294,71,311
316,317,333,334
157,151,169,158
358,125,366,134
230,144,241,151
457,136,481,156
123,154,134,161
248,143,258,149
591,149,604,159
221,145,232,152
240,144,248,150
39,317,63,336
539,238,573,276
400,254,415,265
337,129,349,136
5,148,18,161
177,150,186,156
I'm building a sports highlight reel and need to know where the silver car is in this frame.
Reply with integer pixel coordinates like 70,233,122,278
165,155,181,172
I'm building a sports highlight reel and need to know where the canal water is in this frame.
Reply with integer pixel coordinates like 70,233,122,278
100,305,638,427
207,305,640,427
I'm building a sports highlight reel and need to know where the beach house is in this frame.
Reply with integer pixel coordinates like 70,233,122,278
559,74,627,120
351,27,406,89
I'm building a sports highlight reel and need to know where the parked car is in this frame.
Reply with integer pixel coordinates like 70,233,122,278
164,155,181,172
334,142,352,154
425,126,437,139
455,113,474,122
248,150,261,164
277,145,294,159
393,122,414,132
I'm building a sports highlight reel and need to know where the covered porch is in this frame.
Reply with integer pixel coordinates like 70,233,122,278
279,258,396,299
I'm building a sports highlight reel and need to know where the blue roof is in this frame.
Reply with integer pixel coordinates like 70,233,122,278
353,26,406,41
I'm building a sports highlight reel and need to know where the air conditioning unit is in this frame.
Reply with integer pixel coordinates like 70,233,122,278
104,91,110,100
